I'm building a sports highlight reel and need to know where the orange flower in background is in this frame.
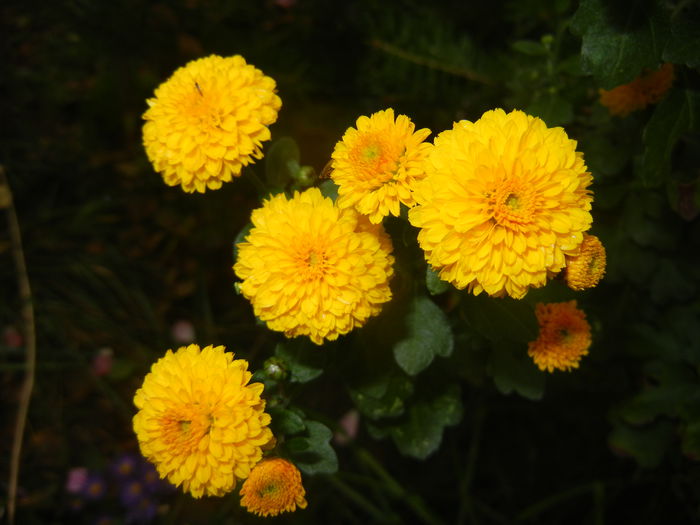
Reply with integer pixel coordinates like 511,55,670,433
528,301,591,373
142,54,281,193
564,234,606,291
240,458,307,517
599,63,674,117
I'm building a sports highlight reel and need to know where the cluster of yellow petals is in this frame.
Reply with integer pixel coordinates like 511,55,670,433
234,188,394,345
599,63,674,117
409,108,593,299
331,108,432,223
528,301,592,372
132,344,272,498
240,458,308,517
142,54,281,193
564,233,606,291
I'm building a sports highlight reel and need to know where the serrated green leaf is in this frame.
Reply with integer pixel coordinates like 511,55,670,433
462,294,538,343
349,371,413,420
265,137,300,190
571,0,670,88
608,419,675,468
274,339,324,383
426,267,450,296
489,341,545,400
392,296,453,376
318,179,339,201
289,421,338,475
641,89,700,188
389,384,462,460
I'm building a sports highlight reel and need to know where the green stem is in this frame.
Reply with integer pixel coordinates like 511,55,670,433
243,167,269,197
326,474,389,523
2,166,37,525
356,448,445,525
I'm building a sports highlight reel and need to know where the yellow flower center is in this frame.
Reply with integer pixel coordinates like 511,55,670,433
348,133,402,188
295,245,328,280
182,81,223,129
259,482,279,498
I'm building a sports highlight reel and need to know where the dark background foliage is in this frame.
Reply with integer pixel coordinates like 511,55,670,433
2,0,700,523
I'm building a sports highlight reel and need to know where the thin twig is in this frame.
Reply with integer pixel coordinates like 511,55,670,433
2,165,37,525
369,38,495,86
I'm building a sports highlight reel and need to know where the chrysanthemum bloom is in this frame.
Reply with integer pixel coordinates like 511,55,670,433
142,55,281,193
330,108,432,223
599,63,674,117
564,234,606,291
528,301,591,372
234,188,394,345
408,108,593,299
239,458,307,517
132,344,273,498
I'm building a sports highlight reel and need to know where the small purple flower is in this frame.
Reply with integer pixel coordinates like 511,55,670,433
81,471,107,501
125,496,158,524
110,453,140,481
120,480,146,508
140,460,174,495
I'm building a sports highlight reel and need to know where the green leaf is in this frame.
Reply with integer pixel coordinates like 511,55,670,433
640,89,700,188
608,419,675,468
288,421,338,475
489,341,545,400
318,179,339,201
681,421,700,459
426,267,450,296
349,370,413,420
269,406,307,436
265,137,300,190
663,4,700,68
571,0,670,88
274,339,324,383
461,294,538,343
393,296,453,376
389,384,462,460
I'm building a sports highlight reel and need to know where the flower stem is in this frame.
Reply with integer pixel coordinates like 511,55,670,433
2,166,36,525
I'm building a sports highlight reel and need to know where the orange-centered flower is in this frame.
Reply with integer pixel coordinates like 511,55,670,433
528,301,591,372
331,108,432,223
409,108,593,298
240,458,307,517
132,344,273,498
142,55,281,192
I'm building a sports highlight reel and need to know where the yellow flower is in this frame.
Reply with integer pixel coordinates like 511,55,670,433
142,55,281,193
564,234,606,291
233,188,394,345
132,344,273,498
408,108,593,299
599,63,674,117
240,458,307,517
330,108,432,223
528,301,591,372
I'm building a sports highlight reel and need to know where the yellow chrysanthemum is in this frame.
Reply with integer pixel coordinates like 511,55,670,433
408,108,593,299
233,187,394,345
599,63,674,117
240,458,307,517
142,55,281,193
528,301,591,372
330,108,432,223
132,344,273,498
564,234,606,291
